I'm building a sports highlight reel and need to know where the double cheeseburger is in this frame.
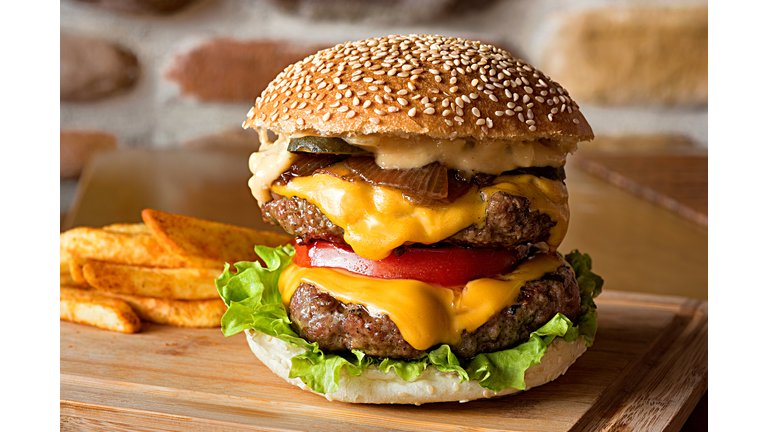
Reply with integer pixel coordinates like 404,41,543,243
217,34,603,404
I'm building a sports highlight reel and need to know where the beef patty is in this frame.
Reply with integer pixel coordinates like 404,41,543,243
261,191,556,249
288,263,581,359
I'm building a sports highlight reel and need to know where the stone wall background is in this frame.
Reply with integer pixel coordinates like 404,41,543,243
60,0,708,214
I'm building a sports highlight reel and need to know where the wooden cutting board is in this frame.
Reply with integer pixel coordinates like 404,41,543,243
60,290,707,431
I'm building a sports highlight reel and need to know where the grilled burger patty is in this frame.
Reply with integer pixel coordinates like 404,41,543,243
288,264,580,359
262,191,556,249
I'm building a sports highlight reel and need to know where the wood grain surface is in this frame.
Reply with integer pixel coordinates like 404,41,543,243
573,152,707,227
60,290,707,432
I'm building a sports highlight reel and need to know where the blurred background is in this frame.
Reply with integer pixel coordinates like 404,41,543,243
60,0,708,223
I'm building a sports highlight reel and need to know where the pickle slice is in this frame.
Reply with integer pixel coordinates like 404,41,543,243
288,136,370,155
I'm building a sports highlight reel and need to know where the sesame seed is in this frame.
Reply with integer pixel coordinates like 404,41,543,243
455,97,464,108
322,112,331,121
526,119,535,125
333,78,341,84
529,125,537,131
346,111,356,118
352,97,360,106
476,119,485,125
449,86,458,92
574,118,580,124
329,101,341,108
442,109,452,116
370,117,380,124
345,90,352,98
363,100,372,108
524,86,533,94
518,113,525,122
535,96,544,103
397,98,408,106
296,118,304,125
522,95,530,103
445,119,454,126
424,107,435,115
388,106,399,112
505,109,514,116
374,109,386,115
471,107,481,117
408,107,417,117
489,94,498,102
494,110,504,116
469,93,478,99
384,86,392,93
338,106,349,112
397,89,407,96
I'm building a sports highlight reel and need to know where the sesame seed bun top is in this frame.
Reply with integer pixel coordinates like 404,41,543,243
243,34,593,142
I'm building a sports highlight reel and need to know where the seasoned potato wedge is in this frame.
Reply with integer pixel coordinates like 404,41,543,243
82,260,221,300
108,293,226,328
60,226,187,268
60,286,142,333
142,208,293,268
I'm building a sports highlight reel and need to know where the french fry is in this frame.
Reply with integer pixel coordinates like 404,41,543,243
60,286,142,333
142,208,293,268
60,238,71,274
108,293,226,328
103,223,148,234
60,226,187,268
61,272,87,287
68,256,89,285
82,260,221,300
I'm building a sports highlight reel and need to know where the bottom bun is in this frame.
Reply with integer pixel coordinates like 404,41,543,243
244,329,588,405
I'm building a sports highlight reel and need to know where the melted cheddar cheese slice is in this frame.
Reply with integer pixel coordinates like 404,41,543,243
272,171,568,260
279,253,565,350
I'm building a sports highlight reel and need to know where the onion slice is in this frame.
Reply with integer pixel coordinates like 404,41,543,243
275,154,345,185
345,157,448,200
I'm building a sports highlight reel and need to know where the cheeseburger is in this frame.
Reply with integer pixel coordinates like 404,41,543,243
217,34,603,404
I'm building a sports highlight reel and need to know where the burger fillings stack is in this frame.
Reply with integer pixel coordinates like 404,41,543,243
216,34,603,404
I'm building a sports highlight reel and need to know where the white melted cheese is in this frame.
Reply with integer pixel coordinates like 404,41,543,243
344,134,577,173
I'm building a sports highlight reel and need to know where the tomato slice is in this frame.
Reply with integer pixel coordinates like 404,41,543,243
293,241,526,287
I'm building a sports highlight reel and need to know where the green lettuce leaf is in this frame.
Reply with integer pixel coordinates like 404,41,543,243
217,247,602,394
